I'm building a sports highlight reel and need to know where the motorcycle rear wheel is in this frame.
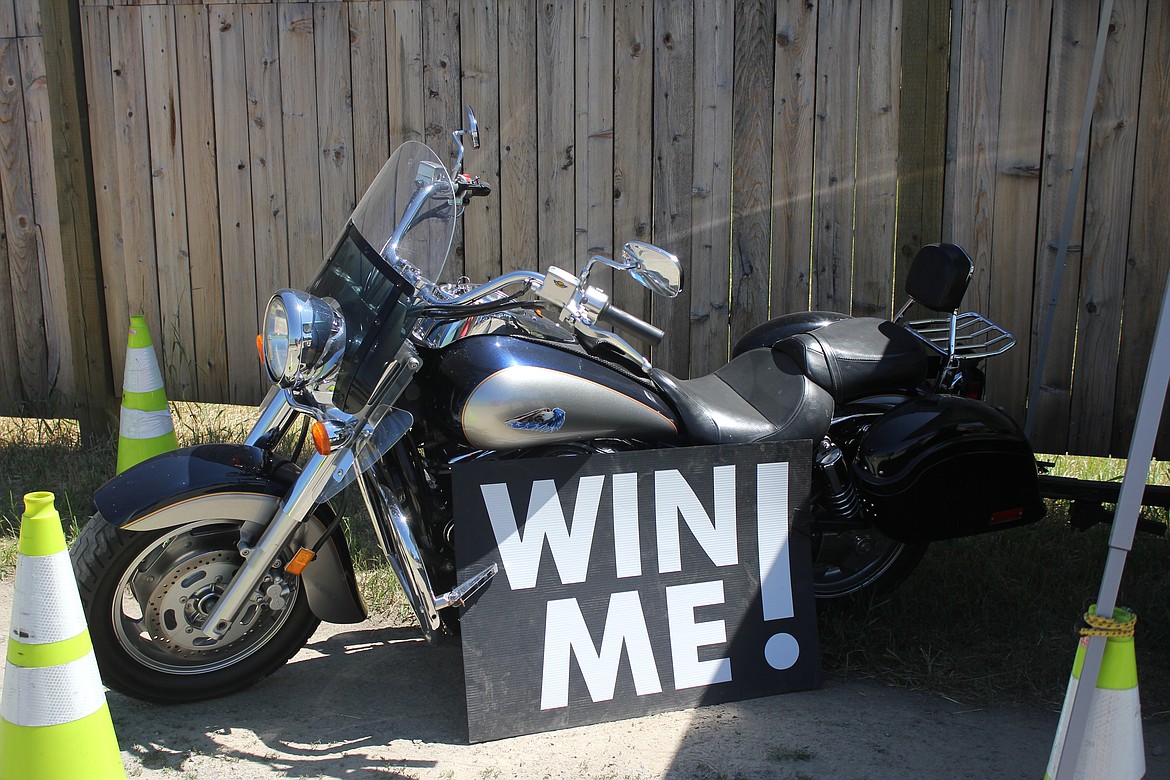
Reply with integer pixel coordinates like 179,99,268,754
71,512,321,703
812,529,927,599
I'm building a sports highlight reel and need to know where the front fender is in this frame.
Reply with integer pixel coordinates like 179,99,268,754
94,444,280,528
93,444,367,624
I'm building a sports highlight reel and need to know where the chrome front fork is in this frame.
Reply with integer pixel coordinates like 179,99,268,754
202,445,349,639
202,388,346,640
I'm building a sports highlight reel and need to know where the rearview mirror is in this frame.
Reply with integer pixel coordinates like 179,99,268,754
623,242,683,298
452,106,480,175
467,107,481,150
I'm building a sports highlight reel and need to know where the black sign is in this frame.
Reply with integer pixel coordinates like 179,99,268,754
453,441,819,743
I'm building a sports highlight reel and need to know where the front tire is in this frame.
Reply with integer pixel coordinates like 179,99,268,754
71,513,321,703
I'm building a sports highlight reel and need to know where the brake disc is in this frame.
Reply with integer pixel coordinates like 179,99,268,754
142,550,268,656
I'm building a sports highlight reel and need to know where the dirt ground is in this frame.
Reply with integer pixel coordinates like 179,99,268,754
2,578,1167,780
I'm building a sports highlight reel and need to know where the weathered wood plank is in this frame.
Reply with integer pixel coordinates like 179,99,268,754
81,6,131,397
141,5,196,399
0,37,49,403
535,1,574,273
574,0,613,286
770,0,817,316
277,3,322,287
460,0,501,282
1027,2,1096,455
314,2,355,258
209,4,261,403
984,0,1052,424
1068,0,1144,456
944,0,1006,318
1117,0,1170,457
421,0,461,277
243,4,290,313
0,144,21,412
611,0,652,320
497,0,538,276
852,0,900,320
0,2,14,38
13,0,38,38
811,0,859,314
421,0,461,157
729,0,773,350
18,36,69,402
652,0,693,376
894,0,948,301
175,4,226,402
385,0,424,144
110,6,164,384
37,0,116,431
689,0,732,376
350,0,389,196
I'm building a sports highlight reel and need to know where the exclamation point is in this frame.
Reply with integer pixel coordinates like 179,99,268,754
756,461,800,670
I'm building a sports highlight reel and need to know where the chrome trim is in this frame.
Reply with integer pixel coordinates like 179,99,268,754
245,386,296,447
263,290,346,387
904,311,1016,361
356,470,442,635
434,564,497,610
355,468,497,640
418,269,544,306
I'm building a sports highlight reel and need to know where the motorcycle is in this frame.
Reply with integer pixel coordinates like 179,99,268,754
71,110,1046,703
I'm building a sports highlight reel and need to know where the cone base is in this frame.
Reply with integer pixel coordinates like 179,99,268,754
0,705,125,779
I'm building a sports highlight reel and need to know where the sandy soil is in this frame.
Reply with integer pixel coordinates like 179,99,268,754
1,578,1166,780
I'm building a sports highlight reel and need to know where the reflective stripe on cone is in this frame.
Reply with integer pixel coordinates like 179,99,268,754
1,652,107,728
9,552,88,645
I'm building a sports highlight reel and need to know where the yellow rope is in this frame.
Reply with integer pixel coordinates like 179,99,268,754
1079,609,1137,638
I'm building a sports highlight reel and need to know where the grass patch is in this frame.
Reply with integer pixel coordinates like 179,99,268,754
2,409,1168,718
768,745,814,762
818,453,1170,717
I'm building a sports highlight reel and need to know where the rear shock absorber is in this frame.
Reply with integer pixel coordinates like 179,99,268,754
816,443,862,523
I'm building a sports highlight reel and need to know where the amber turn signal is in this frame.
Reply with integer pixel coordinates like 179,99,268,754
285,547,317,575
255,334,264,364
311,421,331,455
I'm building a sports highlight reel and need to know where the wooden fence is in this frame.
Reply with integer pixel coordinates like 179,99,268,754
1,0,1168,458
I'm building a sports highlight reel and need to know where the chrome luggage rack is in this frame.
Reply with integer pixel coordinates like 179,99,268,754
903,312,1016,361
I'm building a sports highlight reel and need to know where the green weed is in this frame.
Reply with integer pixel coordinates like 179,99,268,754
768,745,814,762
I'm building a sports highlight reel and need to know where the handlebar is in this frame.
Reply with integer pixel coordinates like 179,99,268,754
455,175,492,205
596,302,664,345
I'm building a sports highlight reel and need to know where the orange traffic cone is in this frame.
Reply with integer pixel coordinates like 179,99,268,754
116,314,178,473
0,492,126,778
1045,606,1144,779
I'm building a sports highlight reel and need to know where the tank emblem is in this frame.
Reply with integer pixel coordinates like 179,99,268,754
506,407,567,433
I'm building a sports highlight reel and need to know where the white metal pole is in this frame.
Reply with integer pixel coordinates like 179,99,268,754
1051,248,1170,779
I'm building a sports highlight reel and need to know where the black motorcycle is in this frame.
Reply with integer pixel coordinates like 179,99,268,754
71,112,1045,703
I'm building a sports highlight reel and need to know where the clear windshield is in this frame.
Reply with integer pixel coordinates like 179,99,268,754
351,140,457,288
307,141,457,414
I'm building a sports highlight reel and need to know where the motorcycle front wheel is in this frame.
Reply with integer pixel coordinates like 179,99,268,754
71,512,321,703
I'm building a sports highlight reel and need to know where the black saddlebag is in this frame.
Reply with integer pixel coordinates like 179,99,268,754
853,396,1046,543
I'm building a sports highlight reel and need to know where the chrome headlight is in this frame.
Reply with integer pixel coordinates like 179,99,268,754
262,290,346,388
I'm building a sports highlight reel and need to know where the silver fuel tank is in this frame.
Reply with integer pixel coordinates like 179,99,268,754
426,334,679,450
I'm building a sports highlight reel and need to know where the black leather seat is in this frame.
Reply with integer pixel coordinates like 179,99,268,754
773,317,927,403
651,349,834,446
